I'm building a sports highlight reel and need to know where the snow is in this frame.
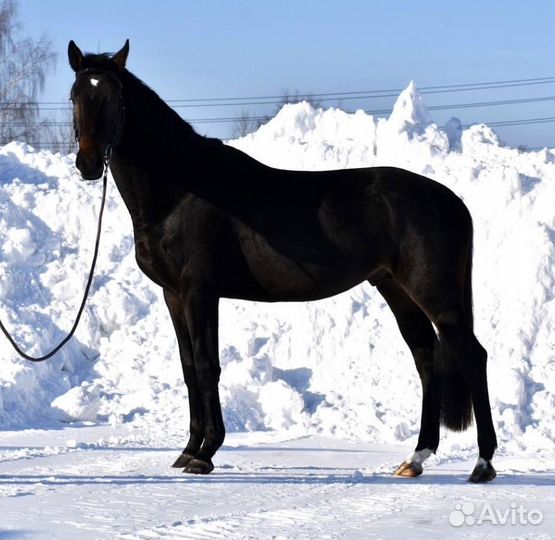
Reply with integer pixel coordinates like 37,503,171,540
0,82,553,538
0,426,552,540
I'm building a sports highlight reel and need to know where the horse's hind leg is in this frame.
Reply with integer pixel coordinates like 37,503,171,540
164,290,205,469
374,277,440,477
467,336,497,482
434,314,497,482
403,286,497,483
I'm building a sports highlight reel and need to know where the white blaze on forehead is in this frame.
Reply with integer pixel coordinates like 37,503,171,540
90,77,99,87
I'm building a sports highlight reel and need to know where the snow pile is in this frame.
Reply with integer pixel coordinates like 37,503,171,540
0,82,553,457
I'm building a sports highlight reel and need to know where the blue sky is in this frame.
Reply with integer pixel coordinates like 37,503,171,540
18,0,555,148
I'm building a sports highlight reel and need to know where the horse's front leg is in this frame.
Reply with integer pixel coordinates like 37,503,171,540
163,289,205,469
182,287,225,474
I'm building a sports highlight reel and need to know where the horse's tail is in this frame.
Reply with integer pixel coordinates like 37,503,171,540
462,227,474,332
437,215,474,432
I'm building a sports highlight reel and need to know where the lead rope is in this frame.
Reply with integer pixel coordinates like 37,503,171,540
0,157,109,362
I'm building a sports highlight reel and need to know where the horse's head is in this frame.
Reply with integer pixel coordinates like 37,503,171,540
68,40,129,180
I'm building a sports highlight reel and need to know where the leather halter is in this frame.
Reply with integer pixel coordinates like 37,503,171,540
74,67,126,161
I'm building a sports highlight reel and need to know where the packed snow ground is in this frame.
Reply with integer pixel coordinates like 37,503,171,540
0,83,553,539
0,426,553,540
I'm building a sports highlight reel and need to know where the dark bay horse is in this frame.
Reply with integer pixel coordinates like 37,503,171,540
68,40,497,482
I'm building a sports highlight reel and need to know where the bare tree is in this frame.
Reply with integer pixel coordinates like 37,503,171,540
276,89,322,110
230,110,265,139
42,112,76,154
230,89,323,139
0,0,56,147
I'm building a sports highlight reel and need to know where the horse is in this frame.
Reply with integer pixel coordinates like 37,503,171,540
68,40,497,482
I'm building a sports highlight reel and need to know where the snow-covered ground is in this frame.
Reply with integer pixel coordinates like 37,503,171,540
0,426,553,540
0,83,553,539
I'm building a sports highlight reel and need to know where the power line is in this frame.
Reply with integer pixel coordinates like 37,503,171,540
465,116,554,128
2,76,552,147
191,116,555,127
0,75,553,109
426,96,553,111
2,96,553,126
2,116,553,147
170,79,555,108
360,96,554,117
166,76,555,104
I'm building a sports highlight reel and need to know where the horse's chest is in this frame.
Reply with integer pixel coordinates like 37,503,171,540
134,235,179,289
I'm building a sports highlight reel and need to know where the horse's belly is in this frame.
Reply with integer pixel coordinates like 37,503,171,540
233,245,370,302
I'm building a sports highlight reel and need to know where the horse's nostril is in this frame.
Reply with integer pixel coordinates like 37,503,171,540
76,151,103,180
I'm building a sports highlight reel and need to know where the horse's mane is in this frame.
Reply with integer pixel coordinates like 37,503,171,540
81,53,223,156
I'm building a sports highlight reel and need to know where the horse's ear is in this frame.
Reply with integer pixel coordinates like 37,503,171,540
112,39,130,69
68,40,83,72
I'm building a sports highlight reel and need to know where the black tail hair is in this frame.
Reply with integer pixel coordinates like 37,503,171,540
437,227,474,432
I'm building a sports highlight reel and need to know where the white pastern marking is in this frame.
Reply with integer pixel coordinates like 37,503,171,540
408,448,433,464
90,78,99,87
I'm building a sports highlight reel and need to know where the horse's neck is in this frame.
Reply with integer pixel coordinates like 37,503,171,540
110,90,195,229
111,84,262,228
108,153,153,231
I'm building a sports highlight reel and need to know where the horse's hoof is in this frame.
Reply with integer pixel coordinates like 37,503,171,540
468,459,496,483
171,452,195,468
393,460,423,478
183,457,214,474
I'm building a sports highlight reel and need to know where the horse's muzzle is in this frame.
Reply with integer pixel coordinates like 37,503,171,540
76,150,104,181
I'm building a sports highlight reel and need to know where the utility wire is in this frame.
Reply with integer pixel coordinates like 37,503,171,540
468,117,554,128
3,117,553,145
164,77,555,104
2,96,554,126
1,75,553,108
194,116,555,126
2,77,552,146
